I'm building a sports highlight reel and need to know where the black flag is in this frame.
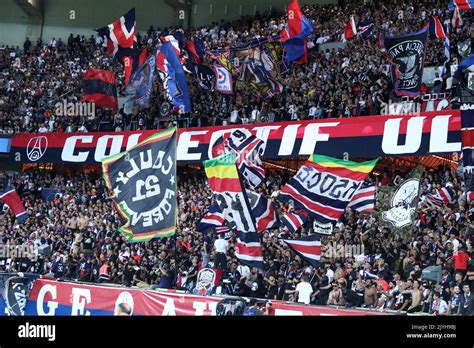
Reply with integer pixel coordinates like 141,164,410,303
5,276,38,316
102,128,177,242
380,26,429,97
195,64,215,92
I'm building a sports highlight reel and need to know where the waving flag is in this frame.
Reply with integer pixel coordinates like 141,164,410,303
281,210,309,233
195,64,215,92
40,188,60,202
96,8,136,59
343,16,357,41
186,38,205,66
380,26,429,96
213,64,233,94
0,188,28,224
204,153,263,268
281,234,321,267
358,18,374,40
429,16,450,76
156,42,192,113
280,0,313,64
461,110,474,201
448,0,474,10
279,155,378,224
197,203,225,232
82,69,118,110
452,6,464,27
123,48,148,86
226,129,266,188
124,53,155,114
246,190,280,232
426,186,455,207
456,54,474,76
102,128,177,242
160,35,188,69
346,181,376,212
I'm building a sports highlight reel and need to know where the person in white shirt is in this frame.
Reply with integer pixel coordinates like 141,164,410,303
251,107,259,122
213,233,228,270
295,275,314,305
237,264,250,278
308,104,317,118
229,107,239,124
431,292,448,315
325,264,335,283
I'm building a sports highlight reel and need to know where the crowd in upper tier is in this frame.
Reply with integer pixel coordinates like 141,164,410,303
0,0,472,134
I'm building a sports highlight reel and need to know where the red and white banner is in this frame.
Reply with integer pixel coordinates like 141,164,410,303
10,111,462,164
24,279,389,316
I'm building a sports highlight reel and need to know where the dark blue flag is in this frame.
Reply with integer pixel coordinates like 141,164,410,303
156,42,192,113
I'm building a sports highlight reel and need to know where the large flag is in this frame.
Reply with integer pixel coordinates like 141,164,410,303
456,54,474,77
96,8,136,60
0,188,27,224
279,155,378,224
452,6,464,27
213,64,233,94
82,69,118,110
281,209,309,233
426,186,455,207
102,128,177,242
346,181,376,212
343,16,357,41
461,110,474,201
197,202,225,232
226,129,266,189
380,25,429,96
377,165,422,229
204,153,264,268
194,64,215,92
448,0,474,10
280,0,313,63
40,188,60,202
123,48,148,87
198,191,278,233
160,34,189,70
246,190,280,232
429,16,450,76
358,18,374,40
186,38,205,65
124,53,156,114
156,42,192,113
281,234,321,267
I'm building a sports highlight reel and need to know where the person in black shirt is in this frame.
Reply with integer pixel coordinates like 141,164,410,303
122,263,134,287
276,275,287,301
265,275,278,300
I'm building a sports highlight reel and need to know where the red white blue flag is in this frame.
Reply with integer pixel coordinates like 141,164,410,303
0,188,27,224
281,234,321,267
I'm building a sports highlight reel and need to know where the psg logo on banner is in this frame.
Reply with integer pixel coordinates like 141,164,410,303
102,128,177,242
381,26,429,97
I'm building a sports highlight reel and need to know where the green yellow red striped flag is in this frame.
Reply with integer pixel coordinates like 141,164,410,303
204,153,242,192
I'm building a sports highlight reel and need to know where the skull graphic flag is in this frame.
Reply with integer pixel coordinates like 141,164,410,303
380,26,429,97
102,127,177,242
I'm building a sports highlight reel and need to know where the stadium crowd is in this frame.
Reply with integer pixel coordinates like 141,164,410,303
0,0,472,134
0,163,473,315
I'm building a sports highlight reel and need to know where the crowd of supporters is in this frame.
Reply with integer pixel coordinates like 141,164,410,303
0,163,473,315
0,0,472,134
